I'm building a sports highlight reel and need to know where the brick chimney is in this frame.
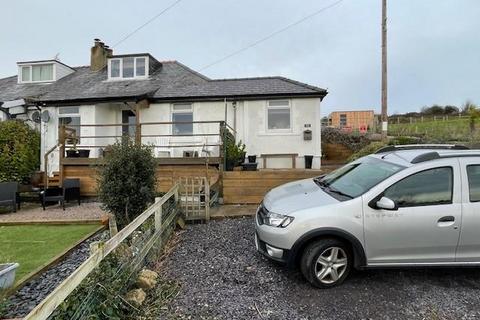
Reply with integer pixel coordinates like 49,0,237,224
90,38,113,71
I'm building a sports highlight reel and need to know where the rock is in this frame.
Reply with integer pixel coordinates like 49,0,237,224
115,243,133,261
136,269,158,290
125,288,146,307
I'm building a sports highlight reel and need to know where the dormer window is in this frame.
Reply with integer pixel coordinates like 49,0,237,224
19,64,54,83
17,60,74,84
108,56,148,80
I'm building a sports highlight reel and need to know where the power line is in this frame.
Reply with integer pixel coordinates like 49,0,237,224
198,0,345,71
112,0,184,48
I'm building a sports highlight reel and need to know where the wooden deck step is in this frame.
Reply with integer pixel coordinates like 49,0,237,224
39,172,61,187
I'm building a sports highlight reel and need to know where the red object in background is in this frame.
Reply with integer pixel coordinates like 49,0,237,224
359,125,367,134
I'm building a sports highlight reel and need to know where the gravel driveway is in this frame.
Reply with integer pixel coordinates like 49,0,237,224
159,217,480,320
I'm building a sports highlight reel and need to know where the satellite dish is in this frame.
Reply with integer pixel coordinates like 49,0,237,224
31,111,41,123
41,110,50,123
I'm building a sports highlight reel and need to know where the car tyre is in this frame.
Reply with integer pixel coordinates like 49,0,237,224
300,238,352,288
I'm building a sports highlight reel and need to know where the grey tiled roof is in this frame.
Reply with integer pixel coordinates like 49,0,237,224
0,75,50,102
0,61,327,104
153,76,326,100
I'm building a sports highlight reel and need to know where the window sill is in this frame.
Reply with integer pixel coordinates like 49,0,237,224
105,77,150,82
257,131,300,137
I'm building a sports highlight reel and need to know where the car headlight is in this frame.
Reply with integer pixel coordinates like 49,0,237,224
264,212,294,228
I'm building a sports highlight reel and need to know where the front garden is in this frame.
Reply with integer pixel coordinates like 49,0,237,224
0,224,102,284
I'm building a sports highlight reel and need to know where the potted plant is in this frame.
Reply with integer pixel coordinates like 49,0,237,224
226,140,246,171
77,149,90,158
66,146,78,158
0,263,19,289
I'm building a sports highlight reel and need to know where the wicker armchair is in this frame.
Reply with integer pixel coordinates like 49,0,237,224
41,178,81,210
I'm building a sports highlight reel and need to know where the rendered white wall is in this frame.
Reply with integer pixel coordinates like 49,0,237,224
41,97,322,172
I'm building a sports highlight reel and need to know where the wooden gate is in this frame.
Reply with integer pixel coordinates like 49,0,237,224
178,176,210,221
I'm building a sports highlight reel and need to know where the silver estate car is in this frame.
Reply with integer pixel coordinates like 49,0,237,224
255,144,480,288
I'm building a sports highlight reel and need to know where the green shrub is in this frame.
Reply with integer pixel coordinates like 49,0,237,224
0,120,40,183
347,136,423,162
98,139,156,229
347,141,387,162
51,253,132,319
389,136,419,145
226,140,246,166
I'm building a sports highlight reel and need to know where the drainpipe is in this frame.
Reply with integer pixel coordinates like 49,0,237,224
223,98,228,171
232,101,237,139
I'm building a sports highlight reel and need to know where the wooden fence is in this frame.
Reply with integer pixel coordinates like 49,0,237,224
223,170,324,204
24,184,180,320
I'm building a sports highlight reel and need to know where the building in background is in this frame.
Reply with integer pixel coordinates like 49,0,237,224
328,110,375,132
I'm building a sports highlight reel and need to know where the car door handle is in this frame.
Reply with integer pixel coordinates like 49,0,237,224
437,216,456,227
438,216,455,223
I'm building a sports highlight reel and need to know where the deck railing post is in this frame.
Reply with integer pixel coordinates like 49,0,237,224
59,124,66,186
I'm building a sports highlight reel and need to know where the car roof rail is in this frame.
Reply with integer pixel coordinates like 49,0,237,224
410,152,441,164
375,144,469,154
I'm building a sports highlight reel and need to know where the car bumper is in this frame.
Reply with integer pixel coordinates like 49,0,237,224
255,232,292,265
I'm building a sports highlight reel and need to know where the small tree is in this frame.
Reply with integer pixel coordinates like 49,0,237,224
97,139,156,229
0,120,40,183
463,101,480,133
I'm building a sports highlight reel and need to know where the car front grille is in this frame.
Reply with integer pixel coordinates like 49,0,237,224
257,203,268,225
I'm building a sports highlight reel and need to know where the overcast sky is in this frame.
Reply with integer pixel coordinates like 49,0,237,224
1,0,479,115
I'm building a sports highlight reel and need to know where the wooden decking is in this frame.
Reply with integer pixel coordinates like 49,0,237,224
223,169,324,204
63,164,219,196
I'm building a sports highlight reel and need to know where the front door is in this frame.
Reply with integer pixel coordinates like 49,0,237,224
363,164,462,265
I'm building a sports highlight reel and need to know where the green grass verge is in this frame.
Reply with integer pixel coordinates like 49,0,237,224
388,117,477,141
0,224,100,283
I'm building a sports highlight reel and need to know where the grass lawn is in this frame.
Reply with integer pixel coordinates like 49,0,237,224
0,224,101,284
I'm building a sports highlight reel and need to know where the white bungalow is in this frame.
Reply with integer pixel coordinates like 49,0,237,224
0,39,327,180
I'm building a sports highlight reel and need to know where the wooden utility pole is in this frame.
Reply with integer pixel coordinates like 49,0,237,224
381,0,388,139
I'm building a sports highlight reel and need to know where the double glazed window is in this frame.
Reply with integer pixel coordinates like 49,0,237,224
267,100,291,131
20,64,54,82
109,57,147,80
172,104,193,135
339,114,347,127
59,107,80,144
383,167,453,207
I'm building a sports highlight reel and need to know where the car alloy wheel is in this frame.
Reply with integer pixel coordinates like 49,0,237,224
314,247,348,284
300,238,352,288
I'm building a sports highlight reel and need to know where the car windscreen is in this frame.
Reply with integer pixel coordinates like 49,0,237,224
314,157,406,200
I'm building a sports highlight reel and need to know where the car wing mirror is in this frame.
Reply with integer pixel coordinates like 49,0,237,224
376,196,397,210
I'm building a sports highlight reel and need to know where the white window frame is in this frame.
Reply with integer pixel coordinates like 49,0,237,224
171,103,194,136
108,56,149,80
58,107,81,145
18,63,56,83
266,100,292,133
